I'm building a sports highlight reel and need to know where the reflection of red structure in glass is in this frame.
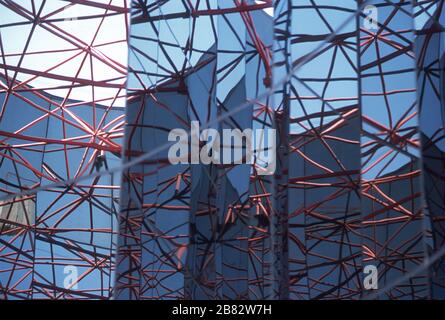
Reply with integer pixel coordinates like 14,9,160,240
1,0,445,300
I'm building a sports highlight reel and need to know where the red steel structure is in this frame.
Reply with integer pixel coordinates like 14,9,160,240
1,0,445,300
0,0,129,299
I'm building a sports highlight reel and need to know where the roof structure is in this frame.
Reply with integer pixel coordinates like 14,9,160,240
1,0,445,300
0,0,128,299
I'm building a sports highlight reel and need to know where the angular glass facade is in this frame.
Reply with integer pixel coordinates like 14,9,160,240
1,0,445,300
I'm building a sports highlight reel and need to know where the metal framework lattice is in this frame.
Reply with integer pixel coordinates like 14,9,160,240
1,0,445,300
0,0,128,299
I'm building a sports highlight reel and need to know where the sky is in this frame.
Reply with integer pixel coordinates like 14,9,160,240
0,0,128,107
